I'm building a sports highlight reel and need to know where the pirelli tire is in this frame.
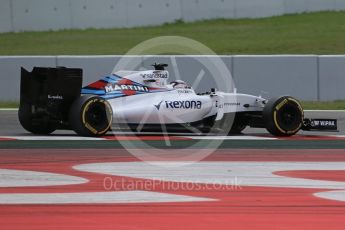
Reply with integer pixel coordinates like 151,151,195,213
69,95,113,137
18,103,56,135
263,96,304,137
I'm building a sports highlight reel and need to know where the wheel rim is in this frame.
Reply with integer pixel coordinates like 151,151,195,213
276,102,302,132
84,101,111,134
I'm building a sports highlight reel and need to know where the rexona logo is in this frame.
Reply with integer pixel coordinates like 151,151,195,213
155,100,202,110
105,84,149,93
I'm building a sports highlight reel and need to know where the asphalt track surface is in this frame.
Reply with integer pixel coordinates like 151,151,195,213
1,110,345,230
1,109,345,136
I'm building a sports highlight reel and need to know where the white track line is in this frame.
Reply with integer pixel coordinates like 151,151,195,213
1,136,104,141
328,135,345,138
74,161,345,202
0,108,18,111
315,190,345,202
1,109,345,112
1,135,278,141
0,191,215,204
2,135,345,141
0,169,88,187
183,136,277,140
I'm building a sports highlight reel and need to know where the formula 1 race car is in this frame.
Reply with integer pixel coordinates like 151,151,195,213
18,63,338,137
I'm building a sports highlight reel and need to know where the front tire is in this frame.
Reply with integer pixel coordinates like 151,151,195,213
263,96,304,136
69,96,113,137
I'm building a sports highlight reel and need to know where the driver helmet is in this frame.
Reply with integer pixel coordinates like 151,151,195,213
170,80,189,89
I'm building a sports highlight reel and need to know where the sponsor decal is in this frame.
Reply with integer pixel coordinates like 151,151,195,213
154,100,164,110
155,100,202,110
311,120,336,127
177,89,193,94
140,71,168,79
47,94,63,100
165,100,202,110
275,99,288,111
224,102,240,107
105,84,149,93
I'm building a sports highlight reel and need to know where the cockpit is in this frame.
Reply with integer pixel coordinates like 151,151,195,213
150,63,191,89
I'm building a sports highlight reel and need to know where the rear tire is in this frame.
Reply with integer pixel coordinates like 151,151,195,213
18,103,56,135
263,96,304,136
69,96,113,137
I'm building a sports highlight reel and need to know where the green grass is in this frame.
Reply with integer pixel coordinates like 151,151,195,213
301,100,345,110
1,11,345,110
2,101,345,110
0,101,19,108
1,11,345,55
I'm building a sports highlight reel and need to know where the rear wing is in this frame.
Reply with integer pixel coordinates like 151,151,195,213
20,67,83,123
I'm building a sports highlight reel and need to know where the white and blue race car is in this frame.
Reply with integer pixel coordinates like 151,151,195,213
18,63,337,137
